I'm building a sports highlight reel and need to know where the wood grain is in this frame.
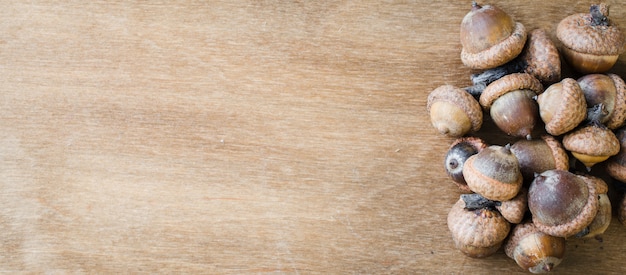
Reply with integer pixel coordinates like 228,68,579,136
1,1,625,273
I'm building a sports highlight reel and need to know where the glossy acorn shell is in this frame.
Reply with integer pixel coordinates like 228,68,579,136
460,3,527,69
510,135,569,182
504,222,566,273
528,170,598,238
463,145,522,201
448,197,511,258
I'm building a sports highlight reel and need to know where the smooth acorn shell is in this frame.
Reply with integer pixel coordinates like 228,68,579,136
460,4,527,69
444,137,488,192
463,145,522,201
510,135,569,182
427,85,483,137
537,78,587,136
578,74,617,124
447,197,510,258
505,222,566,273
528,170,598,238
489,90,538,138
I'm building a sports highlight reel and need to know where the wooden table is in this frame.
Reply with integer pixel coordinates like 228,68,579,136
1,1,625,273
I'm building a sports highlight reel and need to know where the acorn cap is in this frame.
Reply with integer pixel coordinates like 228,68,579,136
479,73,543,109
541,135,569,171
427,85,483,133
607,128,626,181
521,28,561,84
556,10,625,56
530,171,599,238
607,161,626,182
577,173,609,194
619,195,626,226
563,124,620,157
462,22,527,70
606,74,626,129
448,197,510,257
496,188,528,224
538,78,587,136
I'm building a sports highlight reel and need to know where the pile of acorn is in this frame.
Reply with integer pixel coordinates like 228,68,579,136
427,2,626,273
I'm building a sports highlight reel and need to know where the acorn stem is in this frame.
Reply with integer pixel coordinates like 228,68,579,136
471,58,528,86
461,193,500,210
586,103,608,124
589,4,609,26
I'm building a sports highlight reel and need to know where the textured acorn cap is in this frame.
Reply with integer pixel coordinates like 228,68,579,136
462,22,527,70
448,198,510,257
563,124,620,157
496,188,528,224
427,85,483,134
537,78,587,136
557,10,625,56
541,135,569,171
479,73,543,109
530,171,599,238
521,28,561,84
607,161,626,182
606,74,626,129
607,127,626,181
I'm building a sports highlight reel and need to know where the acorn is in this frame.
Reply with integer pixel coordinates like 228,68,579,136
556,3,626,73
448,196,511,258
463,144,523,201
479,73,543,139
535,78,587,136
460,2,527,70
510,135,569,183
562,122,620,169
606,127,626,182
504,222,566,273
496,188,528,224
528,170,598,238
574,174,611,239
577,73,626,129
444,137,488,193
427,85,483,137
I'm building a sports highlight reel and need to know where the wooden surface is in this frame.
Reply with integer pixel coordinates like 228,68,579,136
1,1,626,273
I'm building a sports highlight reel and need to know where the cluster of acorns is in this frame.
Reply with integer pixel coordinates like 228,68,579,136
427,2,626,273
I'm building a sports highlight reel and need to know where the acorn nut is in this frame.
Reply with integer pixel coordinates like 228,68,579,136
528,170,598,238
504,222,566,273
577,73,626,129
562,122,620,169
460,2,527,70
463,144,523,201
444,137,488,193
510,135,569,183
479,73,543,139
448,196,511,258
427,85,483,137
556,3,626,73
536,78,587,136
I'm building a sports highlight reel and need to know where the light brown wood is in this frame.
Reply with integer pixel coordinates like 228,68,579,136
1,1,625,273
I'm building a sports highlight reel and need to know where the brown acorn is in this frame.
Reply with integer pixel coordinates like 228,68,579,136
444,137,488,193
479,73,543,139
574,174,611,238
448,196,511,258
505,222,566,273
427,85,483,137
528,170,598,238
460,2,527,69
536,78,587,136
463,144,523,201
577,73,626,129
510,135,569,183
563,122,620,169
556,3,626,73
